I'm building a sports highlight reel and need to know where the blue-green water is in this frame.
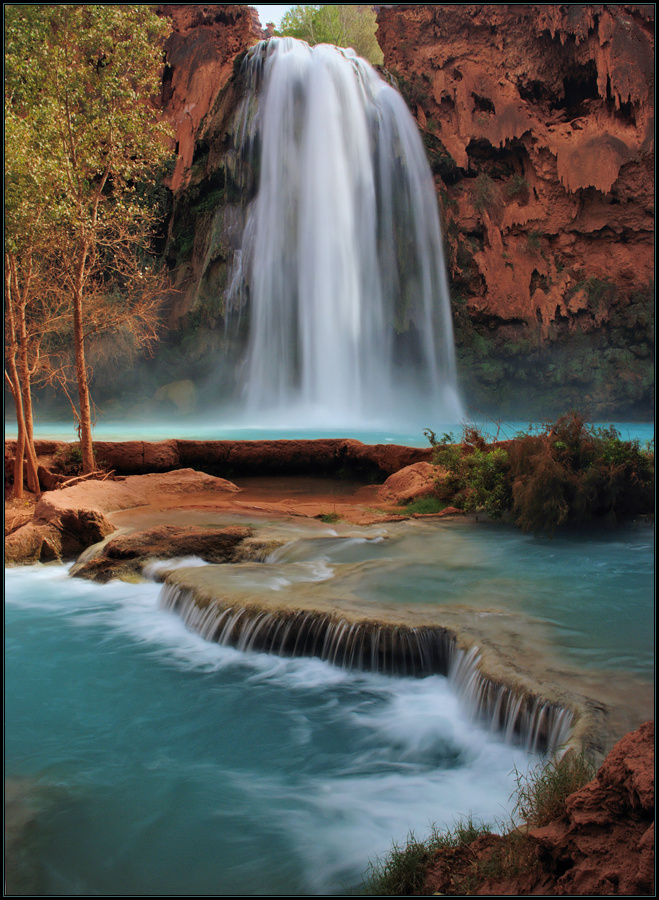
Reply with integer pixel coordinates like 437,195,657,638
4,416,654,447
5,564,535,896
4,519,653,894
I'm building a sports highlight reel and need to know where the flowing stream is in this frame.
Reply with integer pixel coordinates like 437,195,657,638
5,519,653,895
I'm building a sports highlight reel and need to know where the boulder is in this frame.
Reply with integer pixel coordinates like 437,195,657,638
70,524,254,582
378,461,439,504
5,469,242,565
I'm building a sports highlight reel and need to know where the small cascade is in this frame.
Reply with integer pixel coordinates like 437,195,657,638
225,37,462,425
159,583,574,753
449,646,574,755
160,584,454,677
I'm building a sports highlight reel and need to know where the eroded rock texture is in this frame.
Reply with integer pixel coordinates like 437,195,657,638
531,720,654,895
376,4,654,417
157,4,261,192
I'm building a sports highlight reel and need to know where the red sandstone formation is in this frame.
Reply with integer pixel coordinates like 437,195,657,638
421,720,654,895
531,720,654,895
4,469,241,564
157,4,260,191
376,4,654,415
378,461,440,503
70,523,254,582
5,439,432,482
376,4,654,322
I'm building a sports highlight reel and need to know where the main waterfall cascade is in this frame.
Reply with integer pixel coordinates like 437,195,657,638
225,38,462,426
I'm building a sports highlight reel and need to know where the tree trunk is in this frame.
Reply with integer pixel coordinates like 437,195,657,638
73,242,95,474
7,254,40,491
5,258,26,497
6,366,27,500
17,317,40,493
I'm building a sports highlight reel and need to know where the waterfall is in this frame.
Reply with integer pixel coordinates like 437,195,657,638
227,38,462,427
159,583,574,754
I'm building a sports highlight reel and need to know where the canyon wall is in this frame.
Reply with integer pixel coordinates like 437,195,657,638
150,4,653,421
376,4,654,418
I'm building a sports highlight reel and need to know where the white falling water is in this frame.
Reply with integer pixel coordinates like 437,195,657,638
227,38,463,428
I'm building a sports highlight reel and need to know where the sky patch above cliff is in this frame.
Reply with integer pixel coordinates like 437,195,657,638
253,4,295,29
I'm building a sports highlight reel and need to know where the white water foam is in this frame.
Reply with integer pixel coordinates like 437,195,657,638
226,38,463,427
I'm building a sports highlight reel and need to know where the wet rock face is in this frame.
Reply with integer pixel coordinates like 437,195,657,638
376,4,654,417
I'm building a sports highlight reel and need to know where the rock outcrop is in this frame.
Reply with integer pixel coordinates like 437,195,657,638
531,720,654,895
70,523,254,582
376,4,654,418
421,720,654,895
157,4,261,192
4,469,241,565
378,461,440,504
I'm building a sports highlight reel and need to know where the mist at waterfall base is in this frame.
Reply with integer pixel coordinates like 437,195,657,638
6,520,653,895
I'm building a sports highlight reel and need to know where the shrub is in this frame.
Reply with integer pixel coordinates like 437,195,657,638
432,424,512,519
426,413,654,534
52,444,84,476
508,412,654,533
507,173,530,199
526,228,543,250
473,172,501,214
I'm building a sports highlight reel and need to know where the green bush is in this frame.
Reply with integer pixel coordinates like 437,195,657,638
427,413,654,534
432,426,511,519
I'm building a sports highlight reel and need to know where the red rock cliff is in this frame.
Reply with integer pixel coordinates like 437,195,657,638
376,4,654,417
157,4,261,191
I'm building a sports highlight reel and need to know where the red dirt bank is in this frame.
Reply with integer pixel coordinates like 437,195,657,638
421,721,654,896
